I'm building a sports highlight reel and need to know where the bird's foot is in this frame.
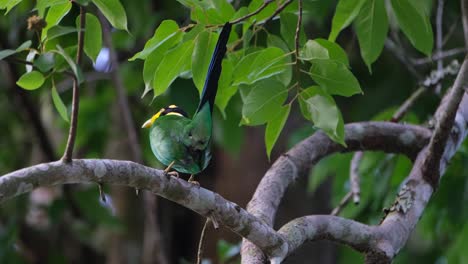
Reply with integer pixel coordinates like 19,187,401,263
188,179,200,186
188,174,200,186
165,171,179,178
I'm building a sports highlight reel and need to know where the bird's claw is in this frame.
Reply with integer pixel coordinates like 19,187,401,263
188,180,200,186
165,171,179,178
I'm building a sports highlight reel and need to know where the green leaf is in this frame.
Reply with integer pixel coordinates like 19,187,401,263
55,45,84,84
210,0,235,20
390,0,433,55
0,40,32,61
215,60,235,117
34,52,55,72
51,82,69,122
16,71,45,90
46,26,78,41
79,13,102,63
309,59,362,97
192,30,219,95
314,39,350,67
299,86,345,145
36,0,68,17
265,104,290,160
153,40,195,96
328,0,366,42
41,1,72,41
280,12,306,50
301,40,329,60
267,34,292,86
355,0,389,72
129,20,181,61
241,79,287,126
92,0,128,31
301,39,350,67
0,0,21,14
233,47,287,85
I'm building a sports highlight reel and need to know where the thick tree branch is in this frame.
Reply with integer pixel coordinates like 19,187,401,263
277,215,377,258
0,159,288,260
241,122,431,263
422,56,468,186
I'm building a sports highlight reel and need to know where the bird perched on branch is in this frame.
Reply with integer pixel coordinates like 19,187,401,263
142,22,232,184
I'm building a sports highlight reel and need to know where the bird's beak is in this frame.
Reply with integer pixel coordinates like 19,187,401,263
141,119,153,128
141,109,164,128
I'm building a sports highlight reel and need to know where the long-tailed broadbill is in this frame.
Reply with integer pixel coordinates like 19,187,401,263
142,22,232,183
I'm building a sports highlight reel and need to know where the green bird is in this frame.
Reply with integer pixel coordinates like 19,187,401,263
142,22,232,183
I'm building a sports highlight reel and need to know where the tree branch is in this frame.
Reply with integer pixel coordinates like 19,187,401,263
61,5,85,162
240,122,431,263
0,159,288,260
230,0,274,24
422,56,468,187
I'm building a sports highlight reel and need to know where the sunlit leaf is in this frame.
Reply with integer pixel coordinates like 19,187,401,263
42,1,72,41
267,34,292,86
233,47,287,85
129,20,181,61
355,0,389,72
92,0,128,31
299,86,345,145
328,0,367,42
0,0,21,14
153,40,195,96
309,59,362,97
315,39,350,67
241,79,287,126
265,104,290,160
16,71,45,90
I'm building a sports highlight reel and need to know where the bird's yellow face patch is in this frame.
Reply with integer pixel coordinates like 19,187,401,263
141,108,165,128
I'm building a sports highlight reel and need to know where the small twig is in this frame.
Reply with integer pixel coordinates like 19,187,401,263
411,48,466,65
442,20,459,46
230,0,274,24
331,192,352,216
264,0,294,26
391,87,426,122
197,218,211,264
350,151,363,204
435,0,445,94
462,0,468,50
385,39,422,80
210,213,220,230
294,0,303,86
61,5,85,162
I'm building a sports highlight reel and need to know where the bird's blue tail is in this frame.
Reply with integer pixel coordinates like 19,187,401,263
196,22,232,114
